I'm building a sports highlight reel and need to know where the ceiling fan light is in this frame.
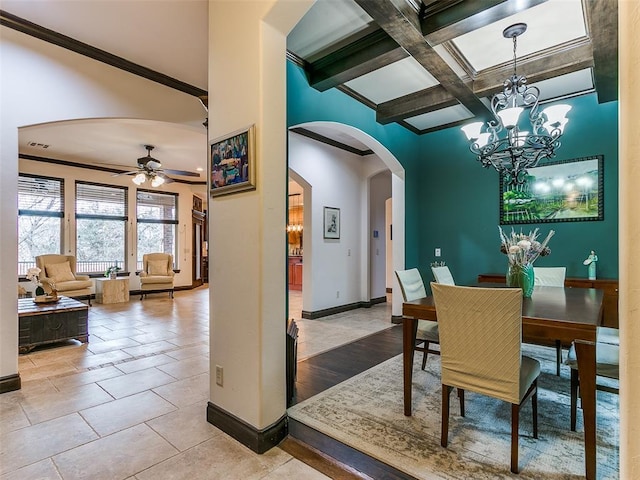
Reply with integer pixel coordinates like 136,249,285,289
461,121,484,140
132,173,146,185
497,107,524,129
151,175,165,187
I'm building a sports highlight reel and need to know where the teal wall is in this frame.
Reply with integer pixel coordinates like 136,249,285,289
287,61,619,285
416,94,618,285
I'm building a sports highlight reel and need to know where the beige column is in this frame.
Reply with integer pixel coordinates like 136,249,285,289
619,1,640,477
207,0,312,445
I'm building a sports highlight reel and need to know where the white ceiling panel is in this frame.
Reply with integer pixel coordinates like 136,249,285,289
345,57,440,104
453,0,586,72
405,104,474,131
534,69,594,102
287,0,373,61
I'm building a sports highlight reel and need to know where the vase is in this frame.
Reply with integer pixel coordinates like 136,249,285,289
506,263,535,298
109,272,117,280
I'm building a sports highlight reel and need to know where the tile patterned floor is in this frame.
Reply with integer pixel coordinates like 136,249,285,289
2,287,393,479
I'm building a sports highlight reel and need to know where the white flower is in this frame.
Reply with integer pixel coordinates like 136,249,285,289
509,245,521,254
517,240,531,250
26,267,42,287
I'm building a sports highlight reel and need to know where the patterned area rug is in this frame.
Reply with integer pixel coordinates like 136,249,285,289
288,344,619,479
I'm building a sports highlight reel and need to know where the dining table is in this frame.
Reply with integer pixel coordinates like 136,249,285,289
402,284,603,479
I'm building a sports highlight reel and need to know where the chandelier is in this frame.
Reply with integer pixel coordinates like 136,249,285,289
287,193,303,232
460,23,571,185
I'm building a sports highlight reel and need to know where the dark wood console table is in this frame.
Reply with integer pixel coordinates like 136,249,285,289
478,273,618,328
18,296,89,353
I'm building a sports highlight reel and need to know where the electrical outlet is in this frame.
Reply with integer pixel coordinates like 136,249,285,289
215,365,223,386
435,248,441,257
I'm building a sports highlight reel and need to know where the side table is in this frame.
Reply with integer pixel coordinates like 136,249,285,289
95,277,130,304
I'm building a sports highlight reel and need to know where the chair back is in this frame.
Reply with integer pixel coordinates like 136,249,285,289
533,267,566,287
395,269,426,302
431,283,523,404
143,253,173,275
431,266,455,285
36,254,78,275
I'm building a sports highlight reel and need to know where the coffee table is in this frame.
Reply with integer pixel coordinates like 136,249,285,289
18,296,89,353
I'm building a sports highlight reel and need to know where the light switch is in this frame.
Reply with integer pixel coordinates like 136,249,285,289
435,248,441,257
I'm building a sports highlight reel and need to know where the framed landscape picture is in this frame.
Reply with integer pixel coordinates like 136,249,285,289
210,125,256,197
500,155,604,225
323,206,340,239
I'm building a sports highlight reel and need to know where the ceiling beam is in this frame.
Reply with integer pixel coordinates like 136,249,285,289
307,29,407,91
376,85,458,125
422,0,548,46
473,39,594,96
376,39,593,125
583,0,618,103
354,0,490,117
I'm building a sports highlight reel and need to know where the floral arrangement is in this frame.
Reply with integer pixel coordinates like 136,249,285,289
499,226,555,267
25,267,42,288
105,265,121,277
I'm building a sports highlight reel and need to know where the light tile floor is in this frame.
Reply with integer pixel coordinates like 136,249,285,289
2,287,394,479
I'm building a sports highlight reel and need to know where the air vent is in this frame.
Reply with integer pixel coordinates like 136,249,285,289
27,141,50,149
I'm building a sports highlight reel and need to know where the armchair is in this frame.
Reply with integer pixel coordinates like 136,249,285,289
140,253,175,299
35,255,94,305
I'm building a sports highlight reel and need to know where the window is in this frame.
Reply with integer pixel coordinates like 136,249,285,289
76,182,128,274
18,175,64,275
137,190,178,270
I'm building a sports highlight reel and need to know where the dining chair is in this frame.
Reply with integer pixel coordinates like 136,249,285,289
565,340,619,431
431,265,455,285
533,266,567,376
432,282,540,474
395,269,440,370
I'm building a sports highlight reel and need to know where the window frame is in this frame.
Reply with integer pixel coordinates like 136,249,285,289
18,174,65,276
136,188,179,271
75,180,129,274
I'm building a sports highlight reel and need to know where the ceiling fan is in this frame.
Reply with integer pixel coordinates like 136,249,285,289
113,145,200,187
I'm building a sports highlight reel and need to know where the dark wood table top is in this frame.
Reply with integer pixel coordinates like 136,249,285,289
18,296,89,316
403,285,603,343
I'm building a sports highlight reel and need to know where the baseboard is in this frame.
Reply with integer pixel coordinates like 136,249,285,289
391,315,404,324
0,373,21,394
207,402,287,454
302,297,387,320
386,287,392,293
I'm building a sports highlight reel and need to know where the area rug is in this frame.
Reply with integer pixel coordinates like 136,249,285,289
288,344,619,479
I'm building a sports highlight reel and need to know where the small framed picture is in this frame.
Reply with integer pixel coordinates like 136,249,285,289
323,206,340,239
210,125,256,197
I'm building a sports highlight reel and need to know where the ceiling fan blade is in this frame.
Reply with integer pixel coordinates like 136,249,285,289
156,172,174,184
163,168,201,177
112,170,139,177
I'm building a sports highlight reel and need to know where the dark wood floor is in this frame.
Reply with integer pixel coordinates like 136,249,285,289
287,324,419,480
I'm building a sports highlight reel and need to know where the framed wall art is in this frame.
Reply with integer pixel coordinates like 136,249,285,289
323,206,340,239
210,125,256,197
499,155,604,225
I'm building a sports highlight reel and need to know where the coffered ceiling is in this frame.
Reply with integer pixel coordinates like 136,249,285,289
287,0,617,135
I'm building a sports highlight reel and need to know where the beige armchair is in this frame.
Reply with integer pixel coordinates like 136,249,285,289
35,254,94,305
140,253,175,299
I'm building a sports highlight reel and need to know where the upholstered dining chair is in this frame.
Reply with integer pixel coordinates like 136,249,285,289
565,340,619,431
35,254,94,305
431,282,540,474
395,269,440,370
533,266,567,376
140,253,175,299
431,265,455,285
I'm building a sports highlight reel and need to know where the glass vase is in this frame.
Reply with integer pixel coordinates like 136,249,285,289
506,263,535,298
